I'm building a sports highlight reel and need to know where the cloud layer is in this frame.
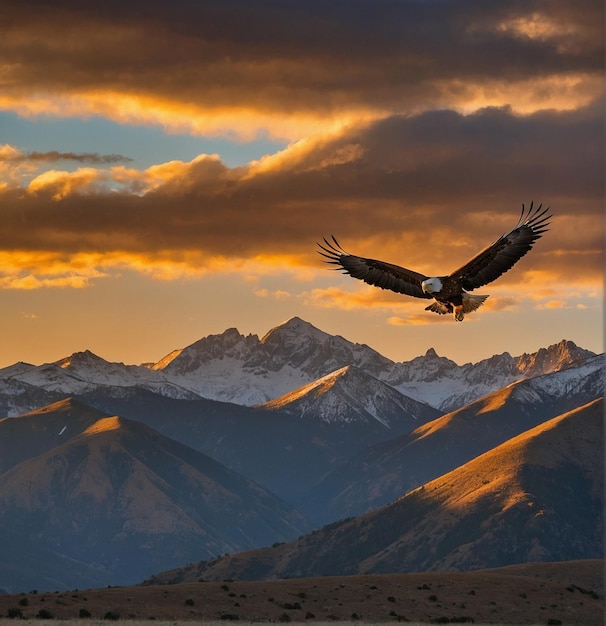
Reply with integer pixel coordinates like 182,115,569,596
0,0,603,301
2,0,603,137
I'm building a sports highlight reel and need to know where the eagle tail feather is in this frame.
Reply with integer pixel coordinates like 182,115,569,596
462,292,489,314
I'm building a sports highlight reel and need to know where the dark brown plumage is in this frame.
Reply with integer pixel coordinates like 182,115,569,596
318,202,552,321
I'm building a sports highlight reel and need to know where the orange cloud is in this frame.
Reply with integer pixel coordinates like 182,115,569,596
541,300,567,309
388,314,454,326
303,285,413,312
0,248,318,290
0,98,602,303
0,274,92,290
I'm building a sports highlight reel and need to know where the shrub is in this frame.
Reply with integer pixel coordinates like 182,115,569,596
36,608,54,619
103,610,120,620
283,602,301,610
18,598,28,606
79,608,92,618
6,608,23,619
185,598,195,606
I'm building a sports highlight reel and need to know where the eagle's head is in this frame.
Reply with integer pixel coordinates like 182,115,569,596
422,277,443,294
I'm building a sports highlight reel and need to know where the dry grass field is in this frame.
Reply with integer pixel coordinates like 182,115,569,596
0,560,602,625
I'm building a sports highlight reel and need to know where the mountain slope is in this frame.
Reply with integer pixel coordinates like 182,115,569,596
305,356,603,523
153,397,603,582
78,384,437,510
0,402,311,593
0,397,110,473
258,365,440,428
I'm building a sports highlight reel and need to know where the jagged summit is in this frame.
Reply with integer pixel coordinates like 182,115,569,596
55,349,108,369
261,316,316,341
516,339,596,377
0,317,599,415
155,327,259,374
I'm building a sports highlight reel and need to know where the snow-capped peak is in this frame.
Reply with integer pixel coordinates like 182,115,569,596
258,364,440,428
0,317,600,417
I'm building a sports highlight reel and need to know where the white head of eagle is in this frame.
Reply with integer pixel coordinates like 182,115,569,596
421,278,443,294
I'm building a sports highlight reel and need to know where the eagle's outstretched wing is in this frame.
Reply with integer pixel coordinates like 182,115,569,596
317,236,432,299
452,202,552,291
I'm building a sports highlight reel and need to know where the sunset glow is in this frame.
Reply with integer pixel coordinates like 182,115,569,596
0,0,602,367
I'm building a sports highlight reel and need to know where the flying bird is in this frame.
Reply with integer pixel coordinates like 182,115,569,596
318,202,552,322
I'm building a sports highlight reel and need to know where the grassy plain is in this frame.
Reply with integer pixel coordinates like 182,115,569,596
0,560,602,625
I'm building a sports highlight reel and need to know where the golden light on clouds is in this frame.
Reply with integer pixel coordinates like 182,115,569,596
541,300,566,309
496,11,601,55
388,314,452,326
0,0,602,366
0,248,319,290
303,286,411,312
439,74,603,115
0,91,387,144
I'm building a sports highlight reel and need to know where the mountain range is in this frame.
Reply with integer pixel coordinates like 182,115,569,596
0,317,602,593
0,317,595,416
148,397,603,583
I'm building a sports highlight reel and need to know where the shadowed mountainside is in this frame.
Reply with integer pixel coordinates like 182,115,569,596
0,399,311,593
149,398,603,582
304,358,603,523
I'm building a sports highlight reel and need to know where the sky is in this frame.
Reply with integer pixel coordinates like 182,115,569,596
0,0,603,369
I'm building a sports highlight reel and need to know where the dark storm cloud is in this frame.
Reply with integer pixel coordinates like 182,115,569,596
2,0,603,116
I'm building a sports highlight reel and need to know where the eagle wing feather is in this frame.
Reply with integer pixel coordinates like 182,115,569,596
452,202,552,290
317,236,431,299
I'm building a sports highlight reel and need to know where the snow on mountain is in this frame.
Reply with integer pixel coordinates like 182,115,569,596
382,341,597,412
0,362,37,378
515,339,597,377
0,317,600,416
8,350,197,401
512,354,604,402
152,317,394,405
258,365,440,428
152,318,598,410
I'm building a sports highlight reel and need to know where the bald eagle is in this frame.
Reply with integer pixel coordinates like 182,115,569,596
318,202,552,322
